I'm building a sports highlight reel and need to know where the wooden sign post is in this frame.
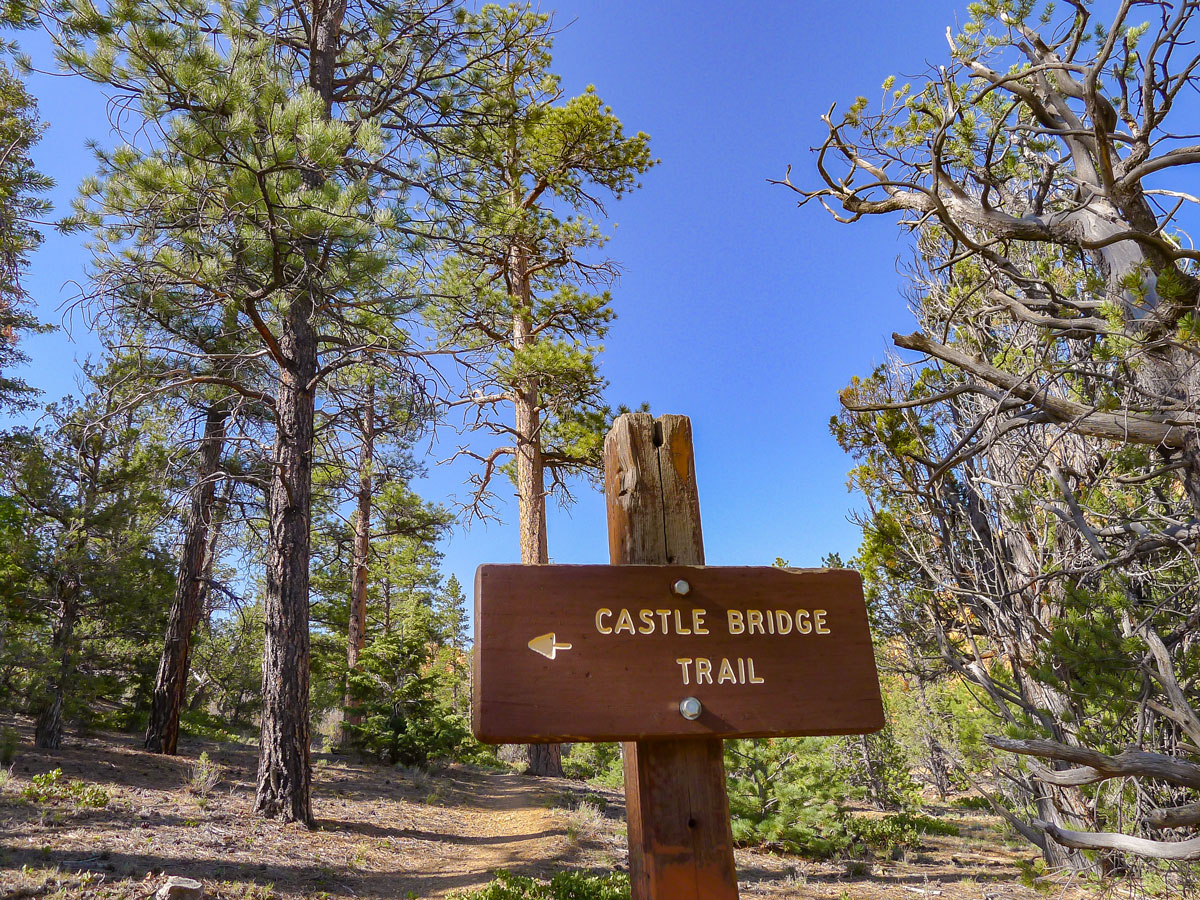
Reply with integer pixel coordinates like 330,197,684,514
606,413,737,900
472,413,884,899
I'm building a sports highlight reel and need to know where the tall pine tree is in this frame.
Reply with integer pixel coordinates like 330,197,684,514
48,0,504,822
430,5,654,775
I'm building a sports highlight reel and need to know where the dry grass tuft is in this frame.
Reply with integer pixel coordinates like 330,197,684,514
560,799,607,847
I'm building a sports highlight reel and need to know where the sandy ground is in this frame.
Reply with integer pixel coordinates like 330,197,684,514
0,718,1083,899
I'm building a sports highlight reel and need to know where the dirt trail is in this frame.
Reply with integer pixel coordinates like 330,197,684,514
0,722,621,898
431,768,585,876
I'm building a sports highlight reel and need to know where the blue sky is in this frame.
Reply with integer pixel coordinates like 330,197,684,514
11,1,969,594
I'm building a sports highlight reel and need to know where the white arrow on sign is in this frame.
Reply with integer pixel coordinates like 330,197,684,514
527,632,573,660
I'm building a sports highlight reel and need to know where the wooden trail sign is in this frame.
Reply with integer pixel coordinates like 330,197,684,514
473,564,883,742
472,413,885,899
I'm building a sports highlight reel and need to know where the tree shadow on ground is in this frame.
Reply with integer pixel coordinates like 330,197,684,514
0,843,614,898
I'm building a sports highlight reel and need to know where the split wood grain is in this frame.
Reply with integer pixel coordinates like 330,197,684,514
604,412,738,900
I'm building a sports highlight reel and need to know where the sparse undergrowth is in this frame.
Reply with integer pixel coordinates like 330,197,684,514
559,800,606,843
0,724,1079,900
188,750,222,797
449,871,629,900
731,807,958,860
0,725,17,765
19,767,110,808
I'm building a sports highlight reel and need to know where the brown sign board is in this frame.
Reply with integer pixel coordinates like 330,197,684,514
473,564,884,743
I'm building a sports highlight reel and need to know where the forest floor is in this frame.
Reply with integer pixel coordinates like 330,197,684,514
0,718,1089,900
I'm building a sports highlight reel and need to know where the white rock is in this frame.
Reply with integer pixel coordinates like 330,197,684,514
155,875,204,900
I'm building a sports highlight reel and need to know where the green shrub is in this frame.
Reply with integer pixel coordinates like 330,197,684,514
731,808,849,859
0,726,17,765
562,742,622,785
726,736,856,857
724,733,959,859
344,629,472,766
1018,856,1052,892
21,768,65,803
730,808,957,860
179,707,253,744
449,870,629,900
835,729,922,811
20,768,110,808
844,812,958,857
68,781,110,808
1142,872,1169,897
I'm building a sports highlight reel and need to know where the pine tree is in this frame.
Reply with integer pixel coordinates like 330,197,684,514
143,394,235,754
0,55,51,412
48,0,493,823
0,385,174,747
430,5,654,776
434,573,469,712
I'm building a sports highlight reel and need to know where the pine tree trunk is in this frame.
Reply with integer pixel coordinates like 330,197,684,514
34,580,78,750
253,0,346,824
255,294,317,826
182,478,232,719
511,249,547,568
510,246,560,777
342,379,374,742
513,378,547,567
383,579,391,635
145,400,228,754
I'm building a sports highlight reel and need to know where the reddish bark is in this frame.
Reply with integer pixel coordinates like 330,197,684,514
343,379,374,739
254,293,317,827
145,400,228,754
